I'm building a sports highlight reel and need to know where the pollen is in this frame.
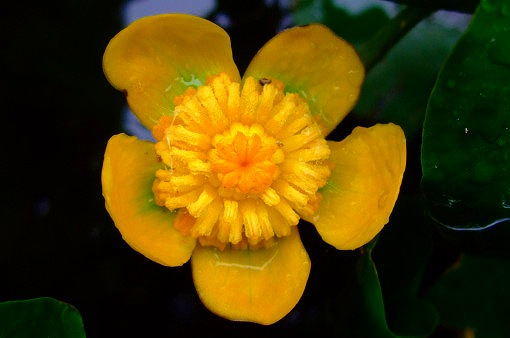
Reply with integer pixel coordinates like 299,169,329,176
152,73,331,249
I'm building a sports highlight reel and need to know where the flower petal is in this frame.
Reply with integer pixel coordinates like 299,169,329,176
103,14,240,130
306,124,406,250
244,24,364,134
191,228,310,325
102,133,196,266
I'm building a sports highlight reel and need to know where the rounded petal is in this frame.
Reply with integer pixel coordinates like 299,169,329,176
306,124,406,250
191,228,310,325
103,14,240,130
102,133,196,266
244,24,364,134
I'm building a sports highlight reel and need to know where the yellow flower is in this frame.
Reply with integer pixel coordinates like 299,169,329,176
101,14,406,325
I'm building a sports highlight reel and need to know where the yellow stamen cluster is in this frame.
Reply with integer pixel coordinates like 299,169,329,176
152,73,331,249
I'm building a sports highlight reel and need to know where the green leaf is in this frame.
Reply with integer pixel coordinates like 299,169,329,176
298,236,415,337
373,197,439,336
355,12,464,139
291,0,390,47
0,297,86,338
341,232,436,338
351,239,396,338
421,0,510,233
303,238,397,338
426,254,510,338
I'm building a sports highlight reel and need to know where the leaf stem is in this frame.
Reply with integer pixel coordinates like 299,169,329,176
358,6,435,72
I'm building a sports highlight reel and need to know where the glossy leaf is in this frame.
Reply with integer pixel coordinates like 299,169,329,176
373,197,439,336
291,0,390,47
0,297,86,338
352,240,396,338
344,206,437,338
355,12,466,139
422,0,510,232
338,239,401,338
426,254,510,338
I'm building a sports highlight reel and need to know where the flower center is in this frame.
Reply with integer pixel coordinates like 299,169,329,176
210,123,282,195
151,73,331,249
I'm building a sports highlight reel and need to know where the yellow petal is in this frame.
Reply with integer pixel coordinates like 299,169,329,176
306,124,406,250
244,24,364,134
103,14,240,130
102,134,196,266
191,228,310,325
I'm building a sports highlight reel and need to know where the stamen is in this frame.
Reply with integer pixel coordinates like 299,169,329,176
278,115,313,139
226,82,241,122
264,96,297,135
240,77,261,125
166,174,204,193
280,160,331,194
154,142,203,166
188,159,211,174
240,199,262,239
255,83,281,124
273,179,309,209
260,187,281,206
281,125,323,152
223,199,238,220
191,197,222,237
208,73,230,114
179,96,214,134
273,199,301,226
267,207,292,237
196,85,228,131
255,202,274,240
187,185,217,217
166,125,210,150
164,190,200,210
286,139,331,162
